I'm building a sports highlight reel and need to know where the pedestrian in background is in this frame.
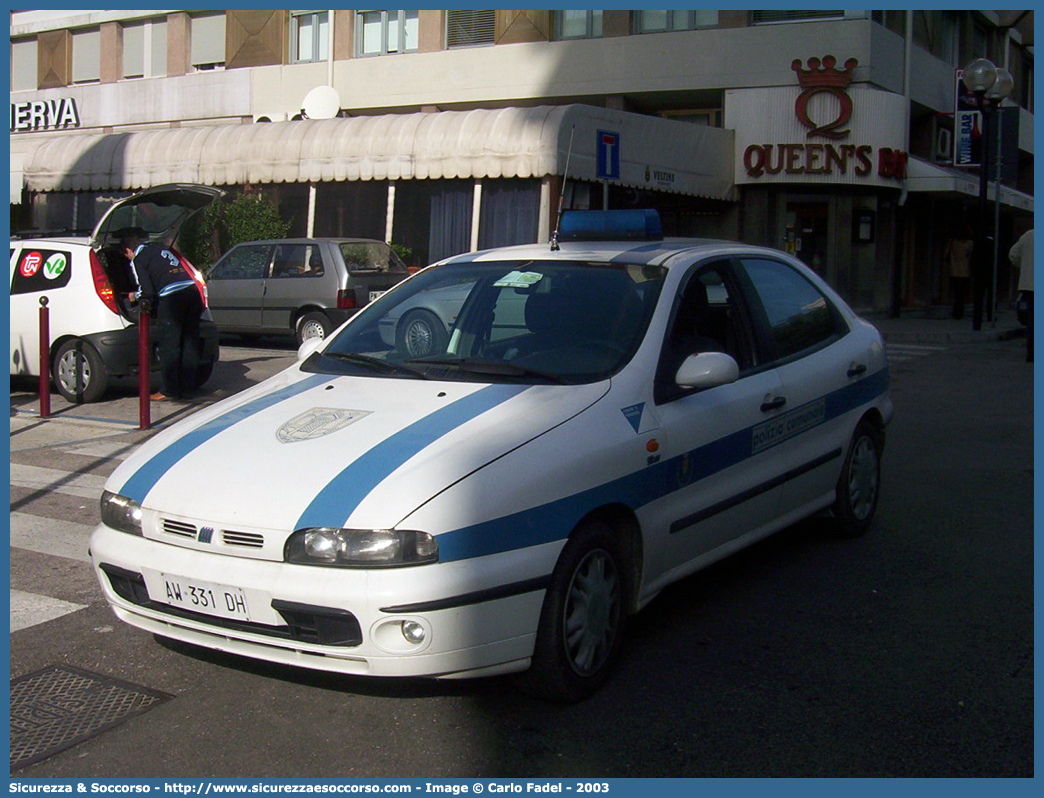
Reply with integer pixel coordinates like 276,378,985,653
944,227,974,320
130,241,204,399
1009,228,1034,362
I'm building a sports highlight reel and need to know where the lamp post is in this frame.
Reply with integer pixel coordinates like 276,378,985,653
987,67,1014,327
961,58,1012,329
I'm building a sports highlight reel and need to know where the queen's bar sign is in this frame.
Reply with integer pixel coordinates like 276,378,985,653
730,55,908,188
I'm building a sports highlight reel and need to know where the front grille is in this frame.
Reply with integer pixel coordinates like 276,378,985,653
160,517,268,550
98,563,362,647
162,519,197,539
222,529,264,548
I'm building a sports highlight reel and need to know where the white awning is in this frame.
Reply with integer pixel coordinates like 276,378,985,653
905,156,1034,213
22,105,737,201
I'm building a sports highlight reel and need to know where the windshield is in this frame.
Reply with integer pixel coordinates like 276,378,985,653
303,259,668,384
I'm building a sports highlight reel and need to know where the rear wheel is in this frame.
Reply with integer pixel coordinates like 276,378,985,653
832,419,883,537
53,338,109,403
516,520,627,702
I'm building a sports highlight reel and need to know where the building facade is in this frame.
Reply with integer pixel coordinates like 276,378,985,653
10,9,1035,312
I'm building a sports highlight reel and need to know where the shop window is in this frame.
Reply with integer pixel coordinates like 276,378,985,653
123,19,168,79
634,10,717,34
11,38,37,92
191,12,226,71
72,28,101,84
357,10,419,56
447,10,495,48
291,11,329,63
751,10,844,24
554,10,602,40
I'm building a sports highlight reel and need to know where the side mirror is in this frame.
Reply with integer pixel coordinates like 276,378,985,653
297,336,325,362
676,352,739,390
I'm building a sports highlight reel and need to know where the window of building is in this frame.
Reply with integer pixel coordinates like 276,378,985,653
123,19,168,79
660,109,722,127
751,10,844,25
11,38,38,92
871,10,906,36
72,28,101,84
357,10,419,56
291,11,329,63
446,9,495,47
634,10,718,34
191,12,226,70
554,10,602,40
912,10,958,65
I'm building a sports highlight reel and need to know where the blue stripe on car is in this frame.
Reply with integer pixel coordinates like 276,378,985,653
436,368,890,562
120,374,334,503
295,384,529,530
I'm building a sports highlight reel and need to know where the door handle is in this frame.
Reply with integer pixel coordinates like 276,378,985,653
760,396,787,412
847,362,867,378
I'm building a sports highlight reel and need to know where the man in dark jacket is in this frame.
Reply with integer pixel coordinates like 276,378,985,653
130,242,203,400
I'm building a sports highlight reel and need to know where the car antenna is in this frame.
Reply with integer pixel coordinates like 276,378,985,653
550,124,576,252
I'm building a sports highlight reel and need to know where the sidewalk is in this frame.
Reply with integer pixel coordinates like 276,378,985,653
866,307,1025,344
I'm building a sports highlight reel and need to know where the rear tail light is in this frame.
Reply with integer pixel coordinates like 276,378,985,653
171,246,208,307
89,250,120,315
336,289,358,310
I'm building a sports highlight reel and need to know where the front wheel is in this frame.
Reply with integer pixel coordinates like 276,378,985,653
832,419,883,537
516,520,628,703
53,338,109,403
296,312,332,346
396,309,446,359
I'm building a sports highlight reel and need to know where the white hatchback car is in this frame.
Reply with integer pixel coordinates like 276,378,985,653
10,184,223,402
91,210,892,701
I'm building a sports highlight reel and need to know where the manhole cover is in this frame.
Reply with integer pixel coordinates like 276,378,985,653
10,665,173,770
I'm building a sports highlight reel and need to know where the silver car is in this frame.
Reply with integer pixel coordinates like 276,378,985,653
205,238,409,345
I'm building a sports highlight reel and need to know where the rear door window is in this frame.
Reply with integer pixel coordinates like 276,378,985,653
272,244,324,278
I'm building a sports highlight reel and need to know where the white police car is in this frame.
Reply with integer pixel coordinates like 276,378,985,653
91,210,892,701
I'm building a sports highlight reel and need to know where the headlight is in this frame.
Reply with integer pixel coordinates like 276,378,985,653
285,528,438,568
100,491,143,536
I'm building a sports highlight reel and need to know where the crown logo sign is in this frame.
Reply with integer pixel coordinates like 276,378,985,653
791,55,859,139
791,55,858,89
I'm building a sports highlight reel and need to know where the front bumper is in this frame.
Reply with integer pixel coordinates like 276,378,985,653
90,524,558,679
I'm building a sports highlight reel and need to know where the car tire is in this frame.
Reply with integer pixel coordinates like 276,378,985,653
516,519,627,703
296,312,332,346
832,419,883,537
53,338,109,403
396,309,446,359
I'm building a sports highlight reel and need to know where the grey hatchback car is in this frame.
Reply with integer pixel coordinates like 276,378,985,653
204,238,409,344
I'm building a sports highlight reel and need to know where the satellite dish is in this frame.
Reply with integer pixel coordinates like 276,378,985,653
302,85,341,120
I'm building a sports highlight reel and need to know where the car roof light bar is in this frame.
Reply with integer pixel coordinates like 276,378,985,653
557,209,664,243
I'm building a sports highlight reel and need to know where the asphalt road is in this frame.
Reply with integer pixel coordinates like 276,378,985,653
8,335,1034,777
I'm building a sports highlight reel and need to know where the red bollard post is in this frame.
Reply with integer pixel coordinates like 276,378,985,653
38,297,51,418
138,310,151,430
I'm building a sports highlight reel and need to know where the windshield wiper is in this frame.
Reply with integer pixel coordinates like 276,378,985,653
407,357,568,384
323,351,432,379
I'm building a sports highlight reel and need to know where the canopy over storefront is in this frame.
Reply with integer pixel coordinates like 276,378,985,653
21,104,737,201
905,156,1034,213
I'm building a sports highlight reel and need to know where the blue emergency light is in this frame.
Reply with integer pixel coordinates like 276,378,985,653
557,209,664,242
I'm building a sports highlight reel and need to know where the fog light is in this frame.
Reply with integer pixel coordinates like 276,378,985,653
401,620,426,644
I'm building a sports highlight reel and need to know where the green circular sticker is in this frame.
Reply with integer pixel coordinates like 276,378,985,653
43,253,68,280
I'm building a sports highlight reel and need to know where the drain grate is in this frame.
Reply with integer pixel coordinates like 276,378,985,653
10,665,173,770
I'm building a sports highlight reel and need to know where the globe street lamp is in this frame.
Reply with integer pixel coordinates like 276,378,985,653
961,58,1012,329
